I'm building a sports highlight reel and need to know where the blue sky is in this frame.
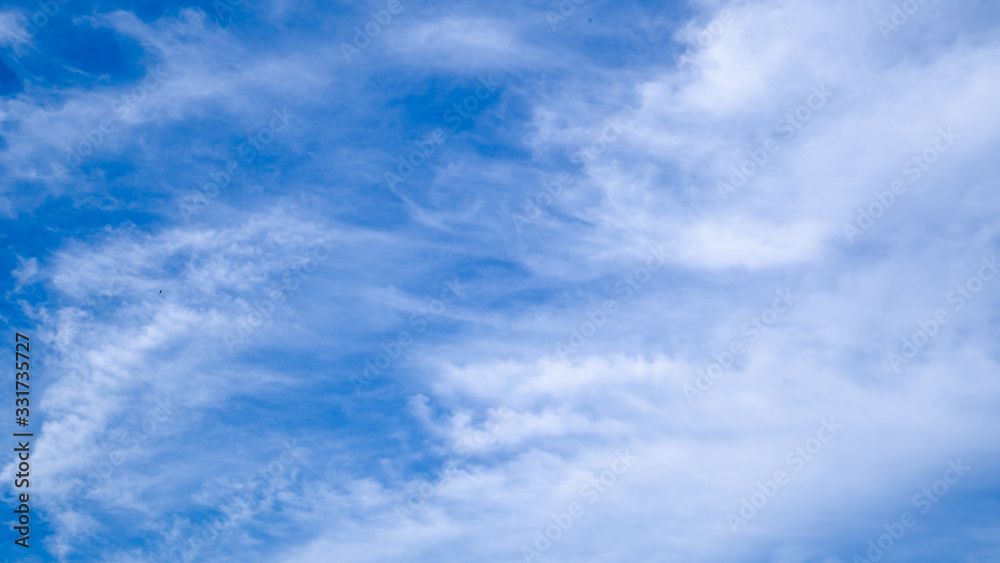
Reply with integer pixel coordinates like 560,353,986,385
2,0,1000,561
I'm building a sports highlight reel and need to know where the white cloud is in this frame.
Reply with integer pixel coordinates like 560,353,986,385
0,10,30,50
8,1,1000,560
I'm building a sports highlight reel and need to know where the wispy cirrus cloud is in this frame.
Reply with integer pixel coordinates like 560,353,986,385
2,0,1000,561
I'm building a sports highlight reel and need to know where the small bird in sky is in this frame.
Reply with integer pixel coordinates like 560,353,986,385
159,290,162,294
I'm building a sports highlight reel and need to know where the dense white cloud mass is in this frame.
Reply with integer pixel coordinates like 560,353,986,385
1,0,999,561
